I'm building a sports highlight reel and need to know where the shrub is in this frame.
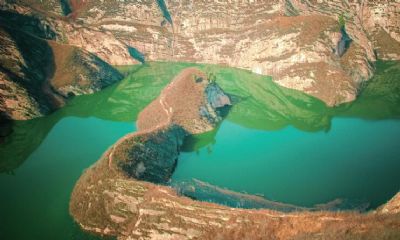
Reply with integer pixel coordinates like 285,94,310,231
338,14,346,28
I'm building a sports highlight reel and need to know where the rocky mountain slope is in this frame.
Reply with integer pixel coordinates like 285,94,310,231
0,8,123,121
2,0,399,107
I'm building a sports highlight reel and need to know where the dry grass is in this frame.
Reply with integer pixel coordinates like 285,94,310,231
137,68,212,134
372,29,400,60
47,40,83,88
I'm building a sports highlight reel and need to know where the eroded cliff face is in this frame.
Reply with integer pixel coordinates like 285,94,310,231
0,26,123,120
286,0,400,59
0,8,123,120
107,68,231,183
3,0,399,106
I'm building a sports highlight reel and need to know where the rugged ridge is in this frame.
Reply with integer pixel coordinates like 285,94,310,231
2,0,399,106
0,8,123,120
105,68,230,183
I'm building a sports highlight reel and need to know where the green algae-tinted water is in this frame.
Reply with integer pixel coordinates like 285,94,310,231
1,61,400,239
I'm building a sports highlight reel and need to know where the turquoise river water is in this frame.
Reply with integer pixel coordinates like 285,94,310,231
1,61,400,239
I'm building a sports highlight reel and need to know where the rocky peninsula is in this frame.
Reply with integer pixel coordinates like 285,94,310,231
0,1,399,239
70,68,400,240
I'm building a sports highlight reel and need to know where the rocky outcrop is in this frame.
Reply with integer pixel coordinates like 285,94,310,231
105,68,231,183
116,125,186,183
0,24,56,120
284,0,400,59
71,164,400,240
47,40,123,98
378,193,400,215
0,10,123,120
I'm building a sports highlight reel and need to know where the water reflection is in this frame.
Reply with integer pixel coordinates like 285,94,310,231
0,62,188,172
181,61,400,152
172,179,370,212
181,126,219,152
1,61,399,173
0,61,399,239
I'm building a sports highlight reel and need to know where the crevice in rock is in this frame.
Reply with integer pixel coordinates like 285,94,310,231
284,0,299,16
128,46,146,64
155,0,173,25
336,27,352,57
60,0,72,16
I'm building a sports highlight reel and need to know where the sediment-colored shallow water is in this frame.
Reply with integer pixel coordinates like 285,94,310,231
1,61,399,239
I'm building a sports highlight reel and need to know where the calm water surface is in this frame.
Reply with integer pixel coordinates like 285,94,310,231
172,119,400,209
0,117,133,240
1,61,399,239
